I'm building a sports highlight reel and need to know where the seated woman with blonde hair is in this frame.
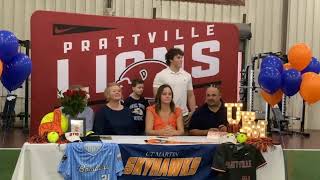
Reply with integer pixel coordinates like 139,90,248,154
145,84,184,136
93,83,138,135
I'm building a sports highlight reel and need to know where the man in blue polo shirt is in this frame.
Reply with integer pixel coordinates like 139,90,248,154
189,86,228,136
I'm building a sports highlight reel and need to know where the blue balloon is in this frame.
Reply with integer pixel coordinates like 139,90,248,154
301,57,320,74
1,53,32,92
281,69,302,96
0,30,19,63
258,67,282,94
261,55,283,73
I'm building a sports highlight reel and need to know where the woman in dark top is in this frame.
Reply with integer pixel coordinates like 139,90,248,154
93,82,138,135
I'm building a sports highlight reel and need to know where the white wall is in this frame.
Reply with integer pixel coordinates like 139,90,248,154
0,0,319,129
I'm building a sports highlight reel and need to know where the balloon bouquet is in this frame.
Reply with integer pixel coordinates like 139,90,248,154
0,30,32,92
258,43,320,106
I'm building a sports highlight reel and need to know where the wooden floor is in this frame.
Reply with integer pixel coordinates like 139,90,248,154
0,128,28,148
1,128,320,149
271,130,320,149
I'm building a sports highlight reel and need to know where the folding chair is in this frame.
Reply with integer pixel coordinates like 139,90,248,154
270,107,309,137
0,94,17,131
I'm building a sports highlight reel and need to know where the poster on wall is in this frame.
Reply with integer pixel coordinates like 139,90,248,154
30,10,239,136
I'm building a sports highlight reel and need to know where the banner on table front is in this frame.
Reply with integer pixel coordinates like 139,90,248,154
118,144,218,180
30,11,239,136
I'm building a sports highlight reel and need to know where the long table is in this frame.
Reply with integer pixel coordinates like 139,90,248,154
12,136,285,180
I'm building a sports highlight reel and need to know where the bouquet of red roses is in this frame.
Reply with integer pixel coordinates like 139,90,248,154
58,89,87,117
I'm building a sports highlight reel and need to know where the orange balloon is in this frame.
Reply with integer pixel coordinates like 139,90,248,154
302,71,315,79
261,89,283,106
288,43,312,71
283,63,292,70
299,72,320,104
0,60,2,77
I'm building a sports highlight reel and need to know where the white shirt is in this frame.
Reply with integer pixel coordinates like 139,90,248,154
153,67,193,116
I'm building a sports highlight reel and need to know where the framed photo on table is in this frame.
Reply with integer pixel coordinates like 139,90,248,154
70,118,86,136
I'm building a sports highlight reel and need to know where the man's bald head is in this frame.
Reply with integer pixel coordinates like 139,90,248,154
206,87,222,107
206,87,221,95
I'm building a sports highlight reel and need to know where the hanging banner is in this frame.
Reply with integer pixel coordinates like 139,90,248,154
118,144,218,180
30,11,239,136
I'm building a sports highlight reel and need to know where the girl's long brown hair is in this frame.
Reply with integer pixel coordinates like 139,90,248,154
155,84,175,114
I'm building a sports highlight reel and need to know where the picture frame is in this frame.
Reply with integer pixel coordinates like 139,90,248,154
70,118,86,137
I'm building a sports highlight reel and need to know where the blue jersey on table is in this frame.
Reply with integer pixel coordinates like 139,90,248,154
58,142,123,180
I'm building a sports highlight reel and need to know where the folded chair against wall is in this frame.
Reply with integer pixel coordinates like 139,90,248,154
0,94,17,131
270,107,309,137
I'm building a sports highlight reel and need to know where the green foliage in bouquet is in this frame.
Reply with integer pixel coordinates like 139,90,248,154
58,89,87,117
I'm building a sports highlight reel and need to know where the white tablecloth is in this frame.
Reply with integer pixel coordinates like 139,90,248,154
12,136,285,180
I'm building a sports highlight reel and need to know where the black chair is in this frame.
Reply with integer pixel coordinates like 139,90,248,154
0,94,17,131
270,107,309,137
